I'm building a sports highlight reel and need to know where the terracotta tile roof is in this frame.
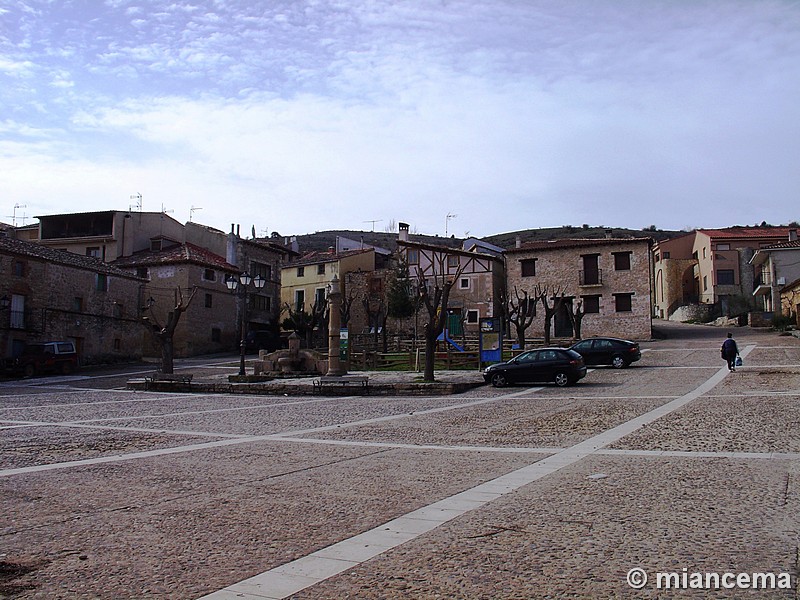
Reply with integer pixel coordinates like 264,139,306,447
112,242,238,271
698,227,793,239
762,239,800,250
0,234,143,278
287,248,372,268
505,237,652,254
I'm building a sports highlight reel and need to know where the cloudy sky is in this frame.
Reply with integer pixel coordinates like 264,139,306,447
2,0,799,239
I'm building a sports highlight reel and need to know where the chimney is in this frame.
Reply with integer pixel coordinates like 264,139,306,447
398,222,409,242
605,229,613,239
790,229,798,242
515,235,521,249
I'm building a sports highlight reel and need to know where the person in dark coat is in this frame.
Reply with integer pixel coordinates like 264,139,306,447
721,332,739,372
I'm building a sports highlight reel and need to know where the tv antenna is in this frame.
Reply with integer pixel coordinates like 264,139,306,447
129,193,142,212
445,212,458,236
363,219,382,232
190,206,202,222
7,203,27,227
161,203,174,215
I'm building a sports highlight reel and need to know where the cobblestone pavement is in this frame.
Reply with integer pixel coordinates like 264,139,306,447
1,322,799,599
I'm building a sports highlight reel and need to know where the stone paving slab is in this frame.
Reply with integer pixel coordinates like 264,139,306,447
291,455,799,599
1,445,542,599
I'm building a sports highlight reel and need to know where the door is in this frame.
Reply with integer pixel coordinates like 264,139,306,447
583,255,600,285
554,299,574,338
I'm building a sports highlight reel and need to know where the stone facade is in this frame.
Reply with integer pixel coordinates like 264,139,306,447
113,243,241,358
0,235,145,365
505,237,653,342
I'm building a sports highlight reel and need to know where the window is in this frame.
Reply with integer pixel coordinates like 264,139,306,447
297,266,305,277
112,303,123,318
703,276,708,291
150,239,162,251
717,270,735,285
10,294,25,329
315,287,327,307
466,309,479,324
654,253,660,262
459,277,470,289
251,295,271,311
581,254,601,285
13,261,25,277
407,249,419,264
703,247,707,259
205,293,213,308
203,269,216,282
582,295,600,314
370,278,383,295
317,264,326,275
447,255,459,270
252,262,271,281
613,252,631,271
716,243,730,251
113,338,121,351
520,259,537,277
86,247,101,258
72,297,83,312
294,290,305,311
614,293,633,312
136,267,149,279
663,251,670,259
96,273,108,292
692,251,698,260
211,328,222,342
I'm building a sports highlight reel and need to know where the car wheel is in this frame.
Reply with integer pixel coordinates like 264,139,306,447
611,354,626,369
23,364,35,378
491,372,508,388
554,371,570,387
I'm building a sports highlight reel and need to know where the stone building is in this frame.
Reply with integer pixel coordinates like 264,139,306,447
505,237,653,341
654,226,796,319
750,234,800,314
0,234,145,364
112,242,241,358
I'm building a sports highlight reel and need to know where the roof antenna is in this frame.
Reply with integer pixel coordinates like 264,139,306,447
129,193,142,212
190,206,202,222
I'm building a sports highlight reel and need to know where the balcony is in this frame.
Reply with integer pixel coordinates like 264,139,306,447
579,269,603,287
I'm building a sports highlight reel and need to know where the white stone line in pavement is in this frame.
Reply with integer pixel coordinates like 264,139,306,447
0,392,523,477
274,436,561,455
0,418,250,439
0,436,270,477
198,344,757,600
597,448,800,460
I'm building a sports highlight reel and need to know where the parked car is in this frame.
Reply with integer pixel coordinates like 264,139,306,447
483,348,587,388
15,341,79,377
569,337,641,369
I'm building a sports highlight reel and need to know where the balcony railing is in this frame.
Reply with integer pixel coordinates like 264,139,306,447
579,269,603,286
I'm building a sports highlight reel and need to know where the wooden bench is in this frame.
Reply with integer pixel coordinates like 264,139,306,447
144,372,193,389
313,375,370,394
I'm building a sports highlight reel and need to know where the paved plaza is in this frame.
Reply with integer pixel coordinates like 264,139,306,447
2,322,800,599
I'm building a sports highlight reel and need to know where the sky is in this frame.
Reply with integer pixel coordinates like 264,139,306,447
1,0,799,239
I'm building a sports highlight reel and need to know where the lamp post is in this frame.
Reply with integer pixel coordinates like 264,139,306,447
226,271,266,376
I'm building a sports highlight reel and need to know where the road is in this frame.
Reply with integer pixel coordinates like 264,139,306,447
1,322,799,599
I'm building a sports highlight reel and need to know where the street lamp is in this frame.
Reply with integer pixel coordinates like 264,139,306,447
226,272,266,376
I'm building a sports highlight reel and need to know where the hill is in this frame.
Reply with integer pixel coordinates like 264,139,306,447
288,225,681,254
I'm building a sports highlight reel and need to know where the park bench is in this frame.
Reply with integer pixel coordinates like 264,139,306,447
144,372,193,389
313,375,370,394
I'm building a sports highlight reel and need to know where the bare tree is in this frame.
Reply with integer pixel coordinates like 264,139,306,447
533,284,567,346
415,259,465,382
362,295,387,351
567,298,585,341
507,286,536,349
142,287,197,374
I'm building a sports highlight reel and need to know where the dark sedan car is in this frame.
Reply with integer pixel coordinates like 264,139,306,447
569,337,641,369
483,348,587,388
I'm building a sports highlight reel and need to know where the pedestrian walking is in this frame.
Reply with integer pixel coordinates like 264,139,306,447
720,332,739,371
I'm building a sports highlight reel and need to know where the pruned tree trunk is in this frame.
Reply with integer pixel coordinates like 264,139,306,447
143,287,197,374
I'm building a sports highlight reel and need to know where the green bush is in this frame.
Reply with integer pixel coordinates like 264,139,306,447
772,312,795,332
